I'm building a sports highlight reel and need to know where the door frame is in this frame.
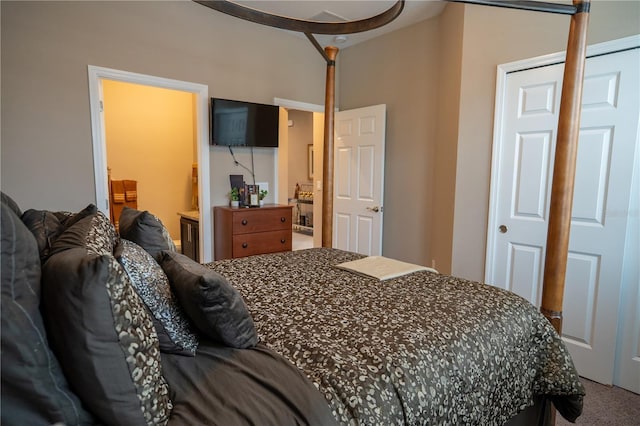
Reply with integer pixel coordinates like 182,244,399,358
87,66,212,262
274,97,325,247
485,34,640,284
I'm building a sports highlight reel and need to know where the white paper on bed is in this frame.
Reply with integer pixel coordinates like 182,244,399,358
335,256,438,281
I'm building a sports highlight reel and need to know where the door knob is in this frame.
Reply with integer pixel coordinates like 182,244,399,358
366,206,381,213
499,225,508,234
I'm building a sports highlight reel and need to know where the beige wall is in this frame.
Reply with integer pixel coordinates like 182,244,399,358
452,1,640,281
1,1,325,213
103,80,194,239
339,19,440,266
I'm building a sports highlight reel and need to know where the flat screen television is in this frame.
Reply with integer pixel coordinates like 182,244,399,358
210,98,279,147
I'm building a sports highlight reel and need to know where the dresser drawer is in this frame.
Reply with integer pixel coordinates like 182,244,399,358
232,230,292,258
231,209,291,235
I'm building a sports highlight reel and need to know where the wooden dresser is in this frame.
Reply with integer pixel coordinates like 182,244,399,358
213,204,293,260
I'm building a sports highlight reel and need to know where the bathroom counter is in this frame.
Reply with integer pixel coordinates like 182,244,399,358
177,210,199,221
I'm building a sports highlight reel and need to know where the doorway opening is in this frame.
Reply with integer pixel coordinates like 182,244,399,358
287,109,316,251
88,66,212,262
102,80,196,252
274,98,325,250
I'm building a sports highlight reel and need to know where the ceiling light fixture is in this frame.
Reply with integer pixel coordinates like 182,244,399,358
333,35,348,44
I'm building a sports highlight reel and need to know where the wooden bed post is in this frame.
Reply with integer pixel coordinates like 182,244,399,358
322,46,339,248
540,0,591,334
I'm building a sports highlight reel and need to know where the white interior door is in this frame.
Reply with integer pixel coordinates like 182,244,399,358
486,47,639,386
333,105,386,256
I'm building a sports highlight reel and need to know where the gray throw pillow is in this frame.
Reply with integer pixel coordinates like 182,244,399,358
21,204,98,262
119,207,176,261
117,239,198,356
1,202,94,426
160,250,258,349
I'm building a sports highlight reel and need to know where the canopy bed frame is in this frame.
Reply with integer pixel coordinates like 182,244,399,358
1,2,590,425
195,0,590,336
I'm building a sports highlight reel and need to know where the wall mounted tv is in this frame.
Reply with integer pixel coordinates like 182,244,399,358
211,98,279,147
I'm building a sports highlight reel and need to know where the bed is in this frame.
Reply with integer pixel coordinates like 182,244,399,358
0,1,593,425
1,198,583,425
194,0,591,424
196,0,590,424
205,248,584,425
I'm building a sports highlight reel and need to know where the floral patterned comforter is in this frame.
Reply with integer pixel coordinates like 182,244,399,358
207,248,584,425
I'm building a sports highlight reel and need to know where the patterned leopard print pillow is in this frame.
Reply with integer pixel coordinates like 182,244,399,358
117,239,198,356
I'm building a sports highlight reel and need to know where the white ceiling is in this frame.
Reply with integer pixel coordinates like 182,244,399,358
235,1,447,48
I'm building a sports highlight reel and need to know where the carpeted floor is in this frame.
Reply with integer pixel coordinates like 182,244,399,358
556,378,640,426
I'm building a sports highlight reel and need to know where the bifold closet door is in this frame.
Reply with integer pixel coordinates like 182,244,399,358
486,47,639,387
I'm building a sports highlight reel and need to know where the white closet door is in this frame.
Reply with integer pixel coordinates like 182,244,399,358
486,47,639,386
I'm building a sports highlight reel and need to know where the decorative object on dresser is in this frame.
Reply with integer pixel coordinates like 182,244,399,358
258,189,268,207
229,187,240,208
214,205,293,260
246,184,260,207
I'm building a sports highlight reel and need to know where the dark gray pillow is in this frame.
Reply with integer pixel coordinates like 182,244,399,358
49,209,117,258
1,202,94,425
119,207,176,261
160,250,258,349
117,239,198,356
42,214,172,426
21,204,98,262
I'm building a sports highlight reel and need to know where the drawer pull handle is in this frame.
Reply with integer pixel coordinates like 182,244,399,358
280,239,286,244
280,217,286,222
241,219,248,225
242,242,248,248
